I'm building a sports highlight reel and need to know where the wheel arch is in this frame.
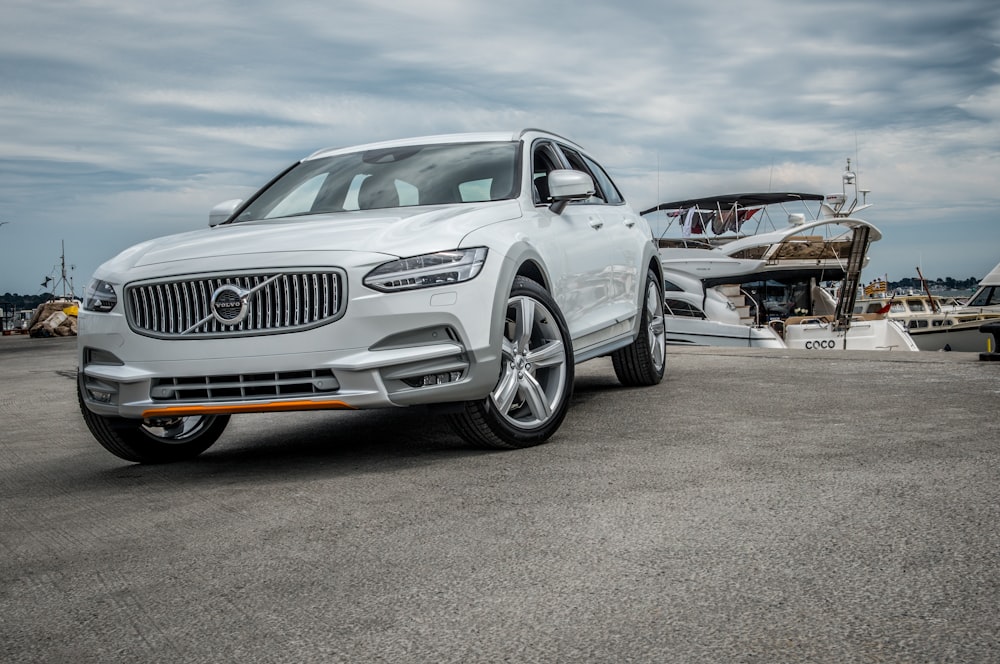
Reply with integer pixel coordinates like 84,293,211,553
464,242,558,389
514,258,549,292
647,252,664,287
635,247,665,333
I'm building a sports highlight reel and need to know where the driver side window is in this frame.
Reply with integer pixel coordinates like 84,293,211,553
532,143,562,205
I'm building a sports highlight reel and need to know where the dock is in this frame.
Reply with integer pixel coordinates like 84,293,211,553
2,335,998,662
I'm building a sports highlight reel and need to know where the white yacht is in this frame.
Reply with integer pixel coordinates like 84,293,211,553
643,161,918,351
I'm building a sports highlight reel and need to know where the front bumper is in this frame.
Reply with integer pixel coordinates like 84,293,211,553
78,267,507,420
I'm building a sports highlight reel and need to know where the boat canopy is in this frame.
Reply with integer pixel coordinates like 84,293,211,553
640,192,825,217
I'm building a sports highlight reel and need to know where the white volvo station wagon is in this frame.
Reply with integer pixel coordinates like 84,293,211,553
78,129,665,463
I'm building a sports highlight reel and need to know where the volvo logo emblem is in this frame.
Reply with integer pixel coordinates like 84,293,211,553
210,285,251,325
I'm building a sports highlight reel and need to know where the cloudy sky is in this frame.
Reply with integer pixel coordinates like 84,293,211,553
2,0,999,296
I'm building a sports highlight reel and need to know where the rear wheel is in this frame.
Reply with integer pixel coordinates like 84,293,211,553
448,277,573,449
612,269,665,386
78,377,229,463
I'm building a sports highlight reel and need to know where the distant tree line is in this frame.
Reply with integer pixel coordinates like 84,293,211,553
2,293,59,311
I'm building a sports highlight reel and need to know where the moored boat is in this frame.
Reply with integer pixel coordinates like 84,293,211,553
898,262,1000,351
643,160,918,351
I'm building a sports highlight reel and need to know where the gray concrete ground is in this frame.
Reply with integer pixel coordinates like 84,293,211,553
1,334,999,663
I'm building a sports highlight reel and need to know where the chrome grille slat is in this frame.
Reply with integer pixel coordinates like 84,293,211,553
293,274,301,326
255,276,264,330
125,271,343,338
312,274,319,321
265,280,273,330
198,281,209,331
163,284,173,334
282,277,290,327
153,284,164,333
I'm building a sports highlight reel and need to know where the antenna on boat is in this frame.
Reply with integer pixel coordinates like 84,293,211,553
849,137,871,210
843,158,856,186
42,240,76,300
843,157,856,214
831,155,873,217
656,151,660,213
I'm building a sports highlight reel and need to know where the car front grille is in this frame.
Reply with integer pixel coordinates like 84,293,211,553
126,270,345,338
150,370,340,402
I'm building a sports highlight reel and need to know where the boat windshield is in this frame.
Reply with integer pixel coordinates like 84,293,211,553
967,285,1000,307
234,141,519,222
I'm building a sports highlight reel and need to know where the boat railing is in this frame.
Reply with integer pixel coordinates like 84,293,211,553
739,287,767,327
785,313,884,327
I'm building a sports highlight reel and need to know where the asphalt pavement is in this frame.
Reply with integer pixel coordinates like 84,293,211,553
2,334,999,663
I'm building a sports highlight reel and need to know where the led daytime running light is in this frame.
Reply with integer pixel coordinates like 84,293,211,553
364,248,487,292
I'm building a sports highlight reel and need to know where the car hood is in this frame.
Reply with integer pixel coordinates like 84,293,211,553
103,201,524,273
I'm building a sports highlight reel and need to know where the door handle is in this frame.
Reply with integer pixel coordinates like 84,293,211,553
624,217,636,228
589,218,604,230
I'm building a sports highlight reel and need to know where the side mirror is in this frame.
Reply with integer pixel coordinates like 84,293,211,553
209,199,243,227
547,169,595,214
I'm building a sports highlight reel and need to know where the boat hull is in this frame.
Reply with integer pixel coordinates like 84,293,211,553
908,322,995,352
783,317,918,351
664,316,785,349
664,315,918,351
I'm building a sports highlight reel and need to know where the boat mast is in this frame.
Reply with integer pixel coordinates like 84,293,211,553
915,266,939,314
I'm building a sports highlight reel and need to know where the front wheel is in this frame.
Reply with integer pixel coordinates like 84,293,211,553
612,268,666,386
78,377,229,463
448,277,574,449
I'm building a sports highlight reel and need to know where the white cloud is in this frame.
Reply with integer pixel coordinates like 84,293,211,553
2,0,999,294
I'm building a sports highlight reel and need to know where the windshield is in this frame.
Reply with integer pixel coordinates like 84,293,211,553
235,141,520,222
967,285,999,307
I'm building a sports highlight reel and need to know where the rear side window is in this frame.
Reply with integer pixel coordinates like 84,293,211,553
559,147,605,204
581,154,624,205
558,146,625,205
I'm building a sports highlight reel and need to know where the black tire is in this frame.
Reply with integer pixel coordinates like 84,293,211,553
612,268,666,386
77,377,229,463
448,276,574,449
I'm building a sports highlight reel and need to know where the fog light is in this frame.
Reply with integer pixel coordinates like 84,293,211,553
89,389,114,403
404,371,463,388
85,378,118,404
420,371,462,386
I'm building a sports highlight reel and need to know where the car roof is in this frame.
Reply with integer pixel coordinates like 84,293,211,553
303,129,582,161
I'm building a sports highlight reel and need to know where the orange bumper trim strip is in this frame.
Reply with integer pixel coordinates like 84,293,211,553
141,400,356,418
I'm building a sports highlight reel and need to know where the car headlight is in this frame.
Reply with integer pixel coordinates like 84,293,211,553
83,279,118,312
363,248,488,292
